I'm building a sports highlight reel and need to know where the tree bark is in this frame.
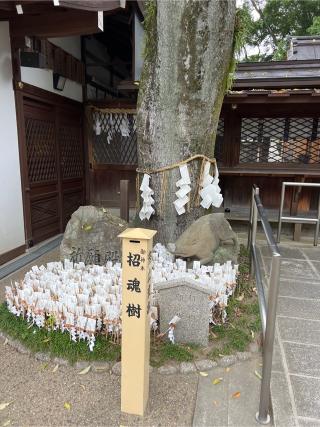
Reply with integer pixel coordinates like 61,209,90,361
137,0,236,244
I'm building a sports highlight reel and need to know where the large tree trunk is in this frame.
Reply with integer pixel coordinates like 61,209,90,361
137,0,236,244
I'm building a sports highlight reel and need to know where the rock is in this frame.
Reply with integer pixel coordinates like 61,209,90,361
195,359,217,371
35,352,50,362
52,357,69,366
15,343,31,355
179,362,197,374
92,361,110,372
74,361,91,370
168,213,239,264
111,361,121,375
218,355,237,367
236,351,252,361
154,279,212,346
249,342,260,353
158,365,178,375
60,206,127,265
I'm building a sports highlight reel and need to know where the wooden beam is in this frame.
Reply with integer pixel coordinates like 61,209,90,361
10,10,101,38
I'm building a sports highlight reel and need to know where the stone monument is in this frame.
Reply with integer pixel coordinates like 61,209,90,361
60,206,127,265
154,279,212,346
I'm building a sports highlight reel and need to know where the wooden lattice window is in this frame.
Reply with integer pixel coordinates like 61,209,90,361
25,117,57,183
239,117,320,164
214,118,225,163
60,125,83,179
92,109,137,165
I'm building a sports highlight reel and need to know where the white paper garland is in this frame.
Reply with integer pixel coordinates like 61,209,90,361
139,173,155,220
174,164,191,215
199,161,223,209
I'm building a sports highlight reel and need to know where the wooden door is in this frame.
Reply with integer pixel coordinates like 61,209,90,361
21,92,84,246
24,98,60,244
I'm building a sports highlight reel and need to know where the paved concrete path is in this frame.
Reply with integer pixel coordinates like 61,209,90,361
193,356,263,427
259,242,320,427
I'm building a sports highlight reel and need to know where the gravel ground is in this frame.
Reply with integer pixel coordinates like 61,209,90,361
0,338,197,427
0,248,198,427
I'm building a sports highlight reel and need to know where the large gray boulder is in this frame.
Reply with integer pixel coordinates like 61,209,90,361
60,206,127,265
168,213,238,264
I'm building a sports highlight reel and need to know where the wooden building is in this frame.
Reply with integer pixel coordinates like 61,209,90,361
0,1,319,265
217,56,320,221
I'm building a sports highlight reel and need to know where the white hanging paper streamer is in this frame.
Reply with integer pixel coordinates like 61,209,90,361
199,162,223,209
120,113,130,137
139,174,155,220
174,164,191,215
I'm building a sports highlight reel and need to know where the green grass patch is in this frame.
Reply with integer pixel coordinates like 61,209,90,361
0,304,120,364
0,244,260,365
208,244,261,359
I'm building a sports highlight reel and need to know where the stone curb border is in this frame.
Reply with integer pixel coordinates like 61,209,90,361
0,330,260,375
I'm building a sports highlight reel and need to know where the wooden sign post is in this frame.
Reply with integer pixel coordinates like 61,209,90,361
118,227,157,416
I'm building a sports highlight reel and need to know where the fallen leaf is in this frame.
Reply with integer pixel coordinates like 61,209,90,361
213,400,218,406
64,402,71,410
199,372,208,377
218,354,224,357
0,402,13,411
225,367,230,373
236,293,244,302
42,338,50,343
251,330,255,339
2,420,11,427
232,391,241,399
254,370,262,380
212,378,223,385
52,364,59,373
80,384,86,391
78,366,91,375
3,338,8,346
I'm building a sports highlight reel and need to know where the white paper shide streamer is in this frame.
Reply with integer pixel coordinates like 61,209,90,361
174,164,191,215
139,174,155,220
200,162,223,209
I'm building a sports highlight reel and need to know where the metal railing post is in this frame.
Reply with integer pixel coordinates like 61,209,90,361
314,192,320,246
248,186,255,251
250,187,259,274
256,253,281,425
277,182,285,244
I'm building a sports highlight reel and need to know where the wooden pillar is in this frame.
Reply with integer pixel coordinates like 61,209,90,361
119,228,157,416
120,179,129,222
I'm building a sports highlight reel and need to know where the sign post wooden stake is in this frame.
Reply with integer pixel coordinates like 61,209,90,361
118,227,157,416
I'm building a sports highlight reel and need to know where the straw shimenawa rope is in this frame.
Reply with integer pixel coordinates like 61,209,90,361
136,154,216,175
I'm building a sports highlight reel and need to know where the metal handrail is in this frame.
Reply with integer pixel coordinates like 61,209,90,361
277,182,320,246
248,185,281,425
